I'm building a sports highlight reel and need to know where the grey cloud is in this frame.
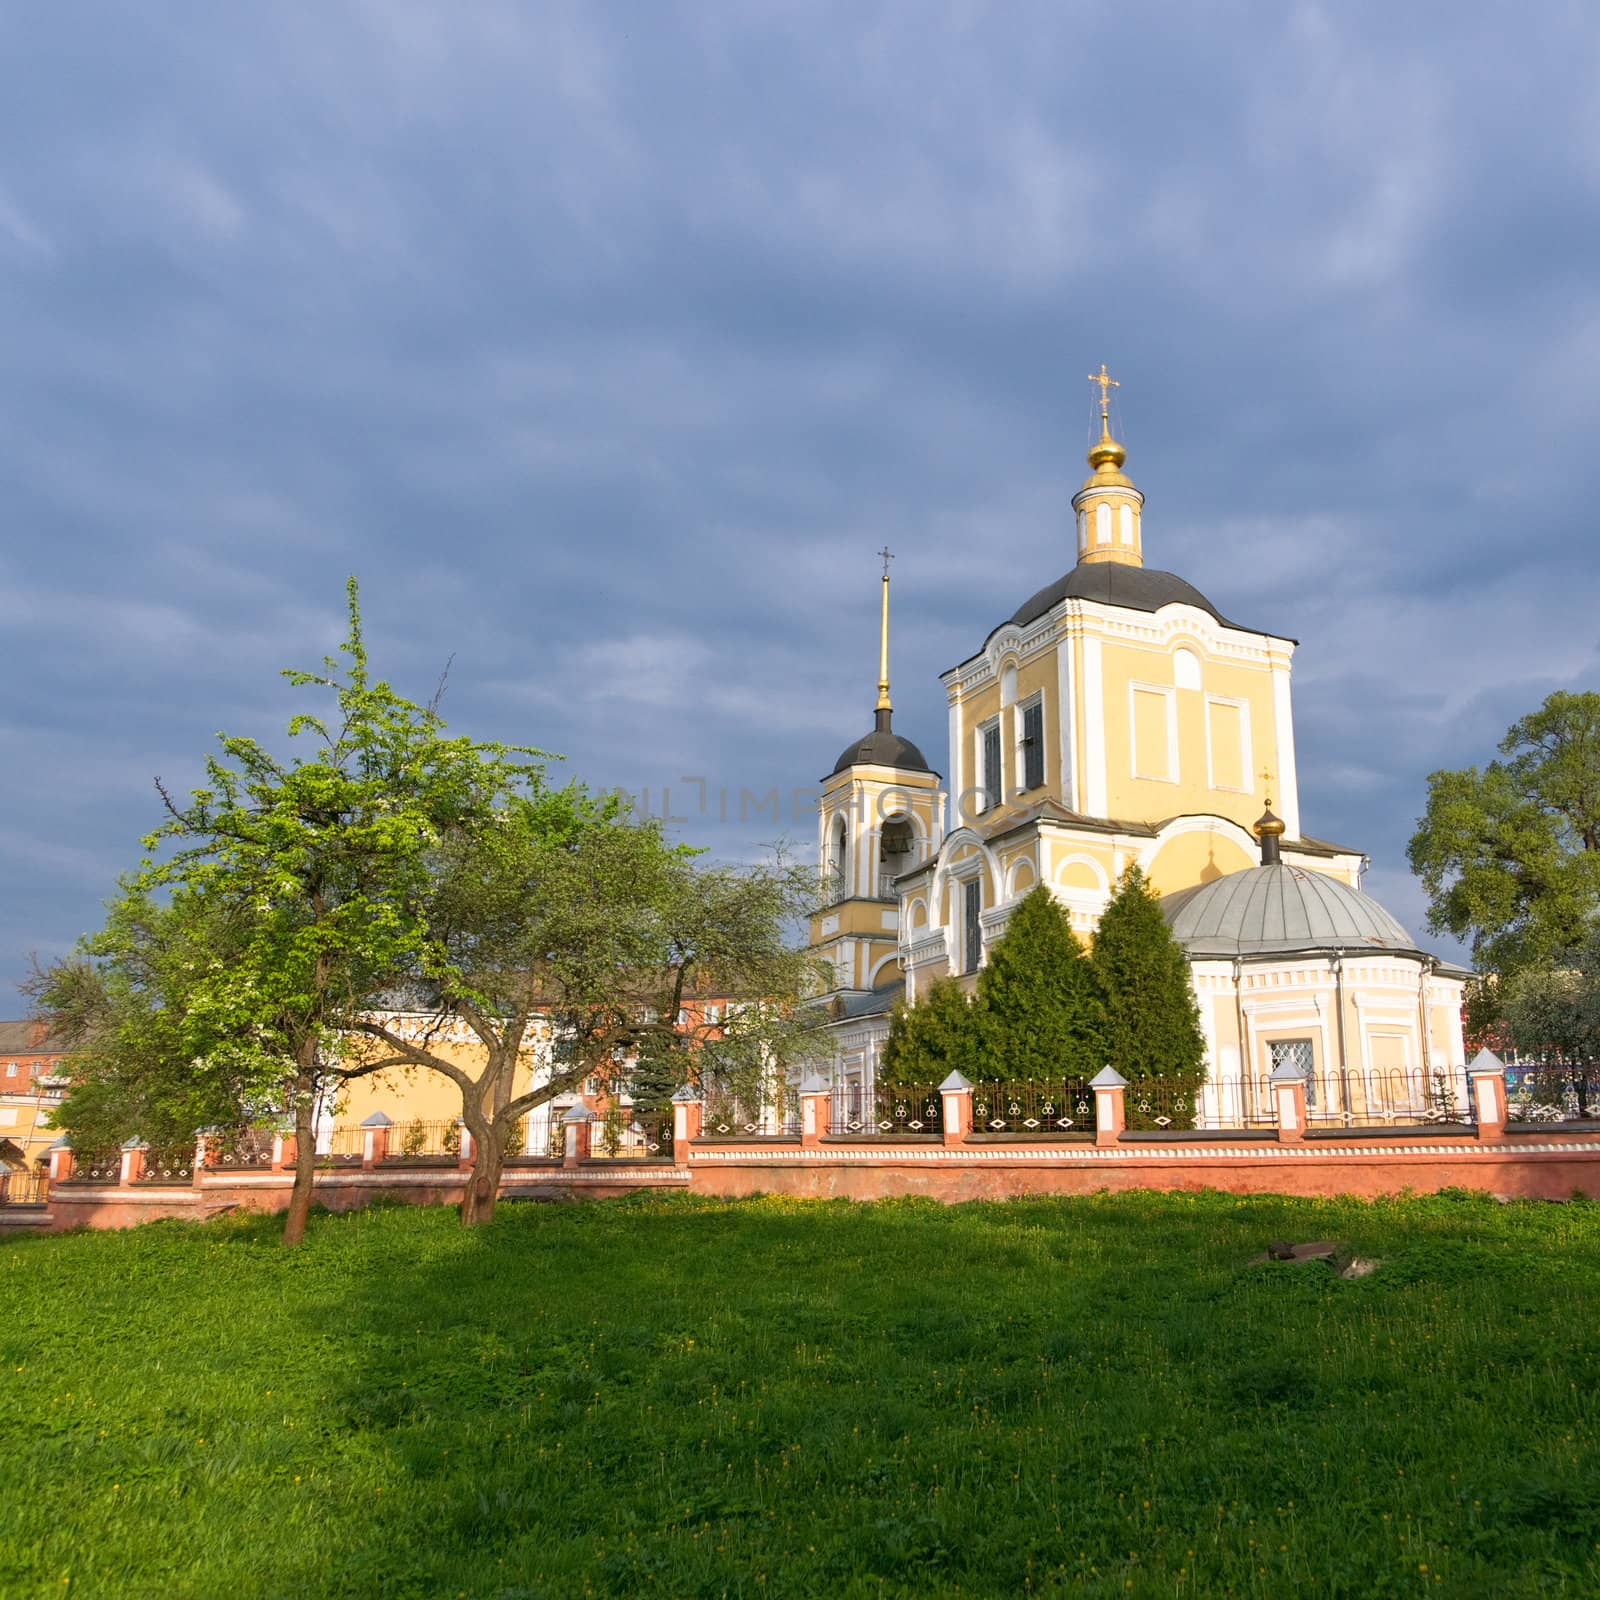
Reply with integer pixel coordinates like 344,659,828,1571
5,1,1600,991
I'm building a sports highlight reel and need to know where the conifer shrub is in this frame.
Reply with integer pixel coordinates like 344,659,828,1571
1090,864,1207,1128
879,977,987,1087
975,885,1106,1082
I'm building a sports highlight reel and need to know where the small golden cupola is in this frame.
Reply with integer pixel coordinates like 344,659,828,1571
1072,363,1145,568
1253,792,1287,866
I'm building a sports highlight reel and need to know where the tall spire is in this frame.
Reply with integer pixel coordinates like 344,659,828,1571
875,545,893,730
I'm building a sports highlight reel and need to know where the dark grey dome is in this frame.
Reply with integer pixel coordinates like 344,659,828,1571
832,727,932,776
1011,564,1249,632
1161,863,1418,958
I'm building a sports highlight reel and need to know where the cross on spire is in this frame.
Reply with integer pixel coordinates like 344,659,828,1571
1087,363,1119,424
878,544,894,579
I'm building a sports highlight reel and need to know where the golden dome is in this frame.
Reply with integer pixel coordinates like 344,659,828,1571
1081,422,1133,489
1254,802,1286,838
1087,423,1125,471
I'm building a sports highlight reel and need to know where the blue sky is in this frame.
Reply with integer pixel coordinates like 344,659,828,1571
5,2,1600,997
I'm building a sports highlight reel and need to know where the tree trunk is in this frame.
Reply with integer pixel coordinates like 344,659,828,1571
460,1115,501,1227
282,1077,317,1247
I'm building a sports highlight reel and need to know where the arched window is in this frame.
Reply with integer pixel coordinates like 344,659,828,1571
1120,503,1135,545
1096,503,1111,545
879,814,914,897
827,814,849,902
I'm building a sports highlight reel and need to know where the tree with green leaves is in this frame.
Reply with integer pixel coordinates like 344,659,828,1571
27,887,281,1151
879,976,987,1086
1409,690,1600,983
1500,926,1600,1118
974,885,1105,1080
349,825,826,1223
1090,864,1206,1123
34,579,579,1244
1502,932,1600,1068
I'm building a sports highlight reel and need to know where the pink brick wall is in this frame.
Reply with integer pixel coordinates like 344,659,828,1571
38,1129,1600,1232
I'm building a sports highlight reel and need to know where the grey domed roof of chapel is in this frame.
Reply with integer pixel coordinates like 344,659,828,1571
1161,863,1420,959
831,726,933,776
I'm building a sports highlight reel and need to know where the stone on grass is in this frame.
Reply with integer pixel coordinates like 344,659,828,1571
1251,1239,1353,1267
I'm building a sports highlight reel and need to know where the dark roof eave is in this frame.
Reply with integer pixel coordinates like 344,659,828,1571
942,564,1296,678
1290,833,1366,858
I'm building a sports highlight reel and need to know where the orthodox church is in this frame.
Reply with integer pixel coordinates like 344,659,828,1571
808,369,1468,1122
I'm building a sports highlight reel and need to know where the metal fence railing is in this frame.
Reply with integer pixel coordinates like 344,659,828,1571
388,1119,461,1161
590,1111,673,1161
970,1079,1094,1136
1124,1078,1207,1132
1303,1066,1471,1129
1504,1064,1598,1124
829,1084,944,1137
315,1127,365,1167
0,1169,49,1205
209,1128,276,1169
135,1146,195,1184
59,1149,120,1184
700,1095,800,1139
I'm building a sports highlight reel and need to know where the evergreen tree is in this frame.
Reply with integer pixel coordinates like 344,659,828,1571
880,977,986,1086
975,885,1105,1080
1090,865,1206,1126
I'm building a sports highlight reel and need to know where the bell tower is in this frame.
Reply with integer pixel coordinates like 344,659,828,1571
810,550,945,995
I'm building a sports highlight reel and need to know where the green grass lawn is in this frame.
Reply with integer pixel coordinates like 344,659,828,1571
3,1191,1600,1599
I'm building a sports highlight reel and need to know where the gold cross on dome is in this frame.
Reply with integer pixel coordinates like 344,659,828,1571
1087,363,1119,422
1259,764,1275,803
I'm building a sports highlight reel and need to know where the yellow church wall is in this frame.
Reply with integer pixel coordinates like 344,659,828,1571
950,649,1061,825
1097,635,1282,832
1043,836,1114,894
1142,831,1256,896
820,901,900,940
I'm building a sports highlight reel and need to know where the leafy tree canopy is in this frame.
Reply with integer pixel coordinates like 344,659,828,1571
1501,926,1600,1065
33,579,582,1240
1409,690,1600,977
32,579,826,1231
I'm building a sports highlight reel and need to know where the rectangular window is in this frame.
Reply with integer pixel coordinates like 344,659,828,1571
980,719,1002,811
962,878,983,974
1270,1037,1316,1105
1130,684,1176,781
3,1063,13,1078
1020,699,1044,791
1205,695,1250,793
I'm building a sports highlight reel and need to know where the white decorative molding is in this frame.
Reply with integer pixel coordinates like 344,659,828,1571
1271,658,1301,839
1203,692,1253,794
1082,635,1106,816
1057,633,1077,810
1128,680,1180,784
